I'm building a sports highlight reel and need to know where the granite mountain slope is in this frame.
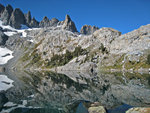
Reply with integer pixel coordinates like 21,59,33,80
0,4,149,73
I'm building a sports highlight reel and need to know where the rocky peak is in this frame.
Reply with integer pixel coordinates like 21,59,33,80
39,16,50,27
50,18,59,27
9,8,26,29
65,15,71,22
0,4,5,15
80,25,99,35
62,14,77,32
0,4,13,25
24,11,31,26
30,17,39,28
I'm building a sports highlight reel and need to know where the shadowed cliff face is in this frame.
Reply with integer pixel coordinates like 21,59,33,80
1,70,150,113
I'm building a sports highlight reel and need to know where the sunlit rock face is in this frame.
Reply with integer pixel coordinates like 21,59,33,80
80,25,99,35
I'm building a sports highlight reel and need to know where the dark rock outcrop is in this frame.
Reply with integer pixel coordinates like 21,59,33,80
0,92,8,111
80,25,99,35
30,17,39,28
24,11,31,26
0,4,13,25
62,15,77,32
9,8,26,29
0,4,5,16
39,16,50,27
0,30,8,45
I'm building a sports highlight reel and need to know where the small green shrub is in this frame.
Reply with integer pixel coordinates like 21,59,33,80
46,46,87,67
99,43,108,54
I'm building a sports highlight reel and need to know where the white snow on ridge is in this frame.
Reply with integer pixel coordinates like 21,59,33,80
0,20,28,37
0,75,14,92
0,20,16,31
4,32,17,36
0,47,14,65
17,29,27,37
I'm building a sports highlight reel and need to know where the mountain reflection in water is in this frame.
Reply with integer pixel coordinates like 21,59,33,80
1,71,150,113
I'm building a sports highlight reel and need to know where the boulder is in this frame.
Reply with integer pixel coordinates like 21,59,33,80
80,25,99,35
126,107,150,113
88,106,106,113
9,8,26,29
62,15,78,32
0,4,13,25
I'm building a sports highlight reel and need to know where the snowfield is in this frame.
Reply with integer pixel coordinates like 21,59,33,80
0,47,14,65
0,75,14,91
0,20,16,31
4,31,17,36
0,20,27,37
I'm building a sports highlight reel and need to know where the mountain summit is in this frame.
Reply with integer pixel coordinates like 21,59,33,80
0,4,78,33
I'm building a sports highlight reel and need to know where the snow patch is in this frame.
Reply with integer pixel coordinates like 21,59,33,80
0,47,14,65
0,20,16,31
4,32,17,36
4,102,17,107
0,75,14,92
27,39,34,43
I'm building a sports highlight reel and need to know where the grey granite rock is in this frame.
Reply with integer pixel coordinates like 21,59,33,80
50,18,59,27
62,15,78,32
39,16,50,27
0,4,13,25
80,25,99,35
0,4,5,16
30,17,39,28
0,30,8,45
24,11,31,26
0,92,8,110
9,8,26,29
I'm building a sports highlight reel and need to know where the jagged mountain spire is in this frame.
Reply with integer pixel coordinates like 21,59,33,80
0,4,13,25
62,14,78,32
25,11,32,26
9,8,26,29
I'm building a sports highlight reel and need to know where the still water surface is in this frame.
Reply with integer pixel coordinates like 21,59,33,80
0,71,150,113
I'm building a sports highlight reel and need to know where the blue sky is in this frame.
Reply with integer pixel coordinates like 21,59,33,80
1,0,150,34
